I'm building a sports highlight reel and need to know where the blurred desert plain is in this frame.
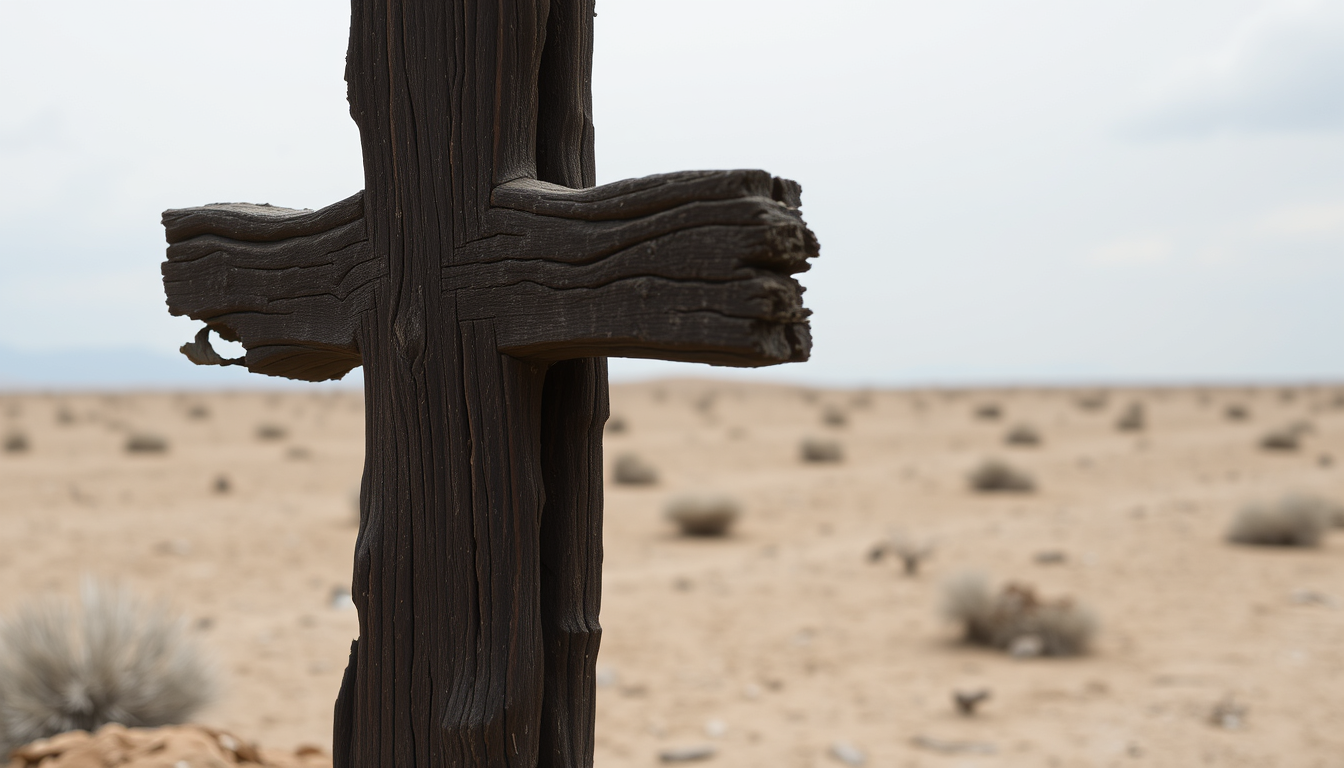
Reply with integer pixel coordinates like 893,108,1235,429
2,380,1344,766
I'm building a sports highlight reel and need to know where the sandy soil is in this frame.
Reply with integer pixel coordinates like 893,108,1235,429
1,380,1342,767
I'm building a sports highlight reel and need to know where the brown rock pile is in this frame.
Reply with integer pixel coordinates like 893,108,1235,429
6,724,330,768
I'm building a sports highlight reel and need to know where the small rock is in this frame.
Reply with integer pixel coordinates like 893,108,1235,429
154,539,192,556
658,744,716,763
911,735,997,755
1033,550,1067,565
213,475,231,494
1290,589,1335,607
703,719,727,738
829,740,865,766
330,587,356,611
1210,696,1247,730
595,666,618,689
953,688,991,715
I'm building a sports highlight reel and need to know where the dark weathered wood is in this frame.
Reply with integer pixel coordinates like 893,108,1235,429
160,0,818,765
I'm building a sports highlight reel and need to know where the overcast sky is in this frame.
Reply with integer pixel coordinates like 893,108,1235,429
2,0,1342,387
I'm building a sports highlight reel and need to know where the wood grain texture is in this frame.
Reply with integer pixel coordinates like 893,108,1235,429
160,0,818,764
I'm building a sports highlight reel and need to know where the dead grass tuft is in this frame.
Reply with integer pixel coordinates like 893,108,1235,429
612,453,659,485
1227,495,1334,547
1115,402,1145,432
0,580,215,756
967,459,1035,493
124,434,167,454
800,437,843,463
1003,425,1041,447
942,573,1096,656
664,494,741,537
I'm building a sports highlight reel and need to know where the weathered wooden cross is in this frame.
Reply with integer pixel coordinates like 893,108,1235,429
161,2,817,766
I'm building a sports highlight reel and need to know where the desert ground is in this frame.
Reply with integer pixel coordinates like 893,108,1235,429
1,380,1343,767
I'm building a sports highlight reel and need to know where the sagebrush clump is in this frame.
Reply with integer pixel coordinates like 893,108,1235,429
821,405,847,428
1115,402,1145,432
869,533,935,575
124,433,167,454
1003,424,1041,447
1259,422,1311,452
255,423,287,441
0,580,215,756
664,494,741,537
612,452,658,485
967,459,1035,493
942,573,1096,656
1226,494,1336,547
800,437,843,463
973,403,1002,421
3,431,29,454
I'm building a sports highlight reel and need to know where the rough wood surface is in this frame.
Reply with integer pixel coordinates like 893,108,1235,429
160,0,818,765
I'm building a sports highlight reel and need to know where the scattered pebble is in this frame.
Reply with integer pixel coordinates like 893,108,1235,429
911,735,997,755
330,587,355,611
953,688,991,715
658,744,716,763
1008,634,1044,658
1210,696,1247,730
828,740,865,766
1289,589,1336,607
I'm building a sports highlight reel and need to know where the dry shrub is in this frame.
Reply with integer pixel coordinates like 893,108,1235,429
973,403,1002,421
1259,423,1309,451
605,415,627,434
821,405,847,428
1227,495,1334,547
255,423,287,441
942,573,1096,656
870,532,934,575
1224,404,1249,421
968,459,1035,493
1115,402,1145,432
1003,424,1041,447
124,434,167,454
1075,393,1107,411
664,494,741,537
3,431,29,454
800,437,843,463
0,581,215,756
612,453,658,485
185,404,209,420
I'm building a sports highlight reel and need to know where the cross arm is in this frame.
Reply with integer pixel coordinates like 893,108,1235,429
161,192,382,381
451,169,818,366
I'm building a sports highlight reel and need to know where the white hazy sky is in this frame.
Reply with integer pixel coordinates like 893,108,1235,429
2,0,1342,387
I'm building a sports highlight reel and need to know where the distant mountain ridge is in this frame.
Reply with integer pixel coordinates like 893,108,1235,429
0,345,359,390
